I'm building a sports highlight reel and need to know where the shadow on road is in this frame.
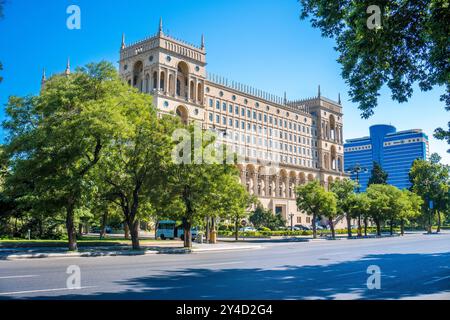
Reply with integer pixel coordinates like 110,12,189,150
2,252,450,300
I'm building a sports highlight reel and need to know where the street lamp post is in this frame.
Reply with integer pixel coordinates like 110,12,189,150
289,213,294,232
345,163,368,237
345,163,369,194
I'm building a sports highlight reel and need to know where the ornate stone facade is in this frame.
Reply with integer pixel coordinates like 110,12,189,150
119,20,347,227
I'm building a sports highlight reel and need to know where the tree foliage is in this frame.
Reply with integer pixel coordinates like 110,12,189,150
330,178,357,236
296,181,337,238
249,206,286,231
299,0,449,119
368,161,388,186
2,62,129,250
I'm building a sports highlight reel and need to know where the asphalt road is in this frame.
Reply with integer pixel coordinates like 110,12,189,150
0,233,449,300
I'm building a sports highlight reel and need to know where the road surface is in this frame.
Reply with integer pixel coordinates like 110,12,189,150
0,233,449,300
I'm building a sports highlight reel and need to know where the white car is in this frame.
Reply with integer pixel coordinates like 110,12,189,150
239,226,257,232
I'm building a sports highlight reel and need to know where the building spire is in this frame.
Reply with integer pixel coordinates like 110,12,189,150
201,34,205,50
121,33,126,50
40,68,47,92
338,93,341,105
318,85,321,97
41,68,47,82
158,17,163,35
65,57,71,76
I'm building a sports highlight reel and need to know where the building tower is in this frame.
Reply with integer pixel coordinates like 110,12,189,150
119,19,207,124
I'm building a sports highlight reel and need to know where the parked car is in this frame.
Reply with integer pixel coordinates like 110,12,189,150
90,226,112,234
294,225,310,231
239,226,257,232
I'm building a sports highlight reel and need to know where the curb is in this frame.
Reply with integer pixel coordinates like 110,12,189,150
2,245,261,260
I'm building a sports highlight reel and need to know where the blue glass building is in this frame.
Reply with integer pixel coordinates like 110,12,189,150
344,125,429,191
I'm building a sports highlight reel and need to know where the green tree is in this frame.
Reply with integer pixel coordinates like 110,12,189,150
330,179,357,237
368,161,388,186
299,0,449,120
410,158,450,233
434,124,450,153
366,184,391,236
249,206,286,231
347,192,370,237
163,125,242,248
2,62,127,250
398,190,423,236
296,181,337,239
97,98,176,249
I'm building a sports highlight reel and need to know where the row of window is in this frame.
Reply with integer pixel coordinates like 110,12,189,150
231,145,317,168
345,145,372,152
208,99,317,136
208,113,317,147
384,138,423,146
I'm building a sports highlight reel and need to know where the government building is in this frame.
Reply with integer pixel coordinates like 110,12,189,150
118,20,347,227
345,124,429,192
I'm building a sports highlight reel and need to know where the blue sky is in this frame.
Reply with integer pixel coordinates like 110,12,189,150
0,0,448,164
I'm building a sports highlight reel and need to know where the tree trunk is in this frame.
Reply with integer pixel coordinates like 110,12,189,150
205,217,210,243
400,219,405,236
130,220,140,250
78,223,83,237
124,223,130,239
329,217,335,239
390,220,394,236
428,208,433,234
357,215,362,237
375,220,381,236
183,218,192,248
100,210,108,239
346,214,352,238
312,214,317,239
364,217,368,237
437,210,441,233
210,217,217,244
235,217,239,241
66,202,78,251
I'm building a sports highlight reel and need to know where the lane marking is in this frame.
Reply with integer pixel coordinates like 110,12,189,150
0,286,97,296
195,261,243,267
0,275,39,280
336,271,366,277
424,275,450,285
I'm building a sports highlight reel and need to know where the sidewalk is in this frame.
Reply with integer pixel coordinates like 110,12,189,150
0,242,262,260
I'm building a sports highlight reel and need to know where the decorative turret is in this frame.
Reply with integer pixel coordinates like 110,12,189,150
40,68,47,92
121,33,126,50
201,34,205,50
158,17,163,35
65,57,71,76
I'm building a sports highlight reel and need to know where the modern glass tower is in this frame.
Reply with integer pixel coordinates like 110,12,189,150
344,125,429,191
